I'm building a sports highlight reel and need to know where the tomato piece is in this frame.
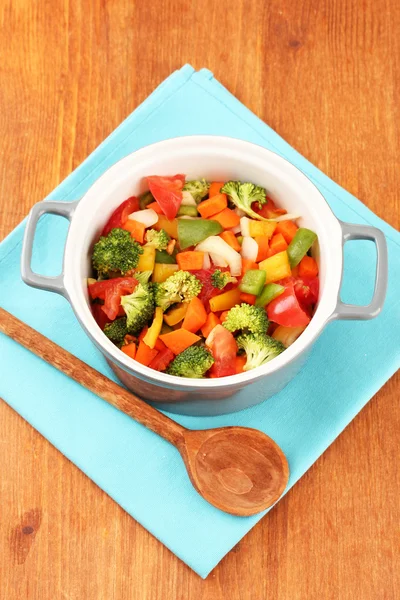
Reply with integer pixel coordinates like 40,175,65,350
188,268,233,308
267,279,311,327
252,197,287,219
149,347,175,371
147,175,185,220
206,324,237,377
293,276,319,308
102,197,140,236
89,277,137,320
91,303,112,330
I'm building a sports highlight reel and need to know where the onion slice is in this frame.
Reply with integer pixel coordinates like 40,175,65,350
128,209,158,227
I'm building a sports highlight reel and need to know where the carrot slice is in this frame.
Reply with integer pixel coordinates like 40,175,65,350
219,230,241,251
200,312,221,338
135,340,158,366
182,297,208,333
255,235,270,262
159,329,201,355
235,355,247,374
210,208,240,229
298,255,319,277
239,292,257,305
269,233,288,256
122,219,145,243
197,193,228,218
219,310,229,323
208,182,225,198
176,251,204,271
275,221,298,244
241,259,259,275
146,201,163,214
121,342,137,359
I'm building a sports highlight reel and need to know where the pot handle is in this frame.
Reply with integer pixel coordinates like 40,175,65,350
331,221,388,320
21,200,79,298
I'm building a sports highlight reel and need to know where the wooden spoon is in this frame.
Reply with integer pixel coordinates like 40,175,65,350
0,307,289,516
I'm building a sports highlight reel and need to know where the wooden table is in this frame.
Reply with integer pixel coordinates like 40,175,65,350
0,1,399,598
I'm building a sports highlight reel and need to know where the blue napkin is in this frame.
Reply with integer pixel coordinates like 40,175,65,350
0,65,399,578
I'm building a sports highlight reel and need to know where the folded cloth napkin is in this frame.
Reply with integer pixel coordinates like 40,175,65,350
0,65,399,578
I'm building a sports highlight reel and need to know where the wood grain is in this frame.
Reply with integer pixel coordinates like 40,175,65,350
0,0,398,598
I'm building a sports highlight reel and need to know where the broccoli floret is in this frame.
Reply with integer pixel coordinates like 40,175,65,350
134,271,153,285
167,346,214,378
103,317,128,346
211,269,237,290
145,228,170,251
223,303,269,334
120,283,155,334
153,271,202,312
183,179,210,202
92,228,143,276
236,333,285,371
221,181,267,220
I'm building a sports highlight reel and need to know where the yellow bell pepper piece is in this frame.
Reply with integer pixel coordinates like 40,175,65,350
152,263,179,283
163,303,189,326
136,245,156,272
154,215,178,239
209,287,241,312
259,251,291,283
248,220,276,239
143,307,164,349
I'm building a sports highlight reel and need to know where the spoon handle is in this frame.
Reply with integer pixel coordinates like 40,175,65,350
0,307,185,447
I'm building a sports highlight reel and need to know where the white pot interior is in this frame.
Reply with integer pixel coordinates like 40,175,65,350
63,136,343,388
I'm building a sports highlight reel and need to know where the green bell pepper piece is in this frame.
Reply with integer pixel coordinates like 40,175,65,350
139,191,155,210
155,250,177,264
255,283,285,307
177,205,198,217
287,228,317,268
239,269,266,296
178,219,223,250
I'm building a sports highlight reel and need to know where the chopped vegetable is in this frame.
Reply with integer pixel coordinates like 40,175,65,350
153,215,178,239
92,228,143,276
211,269,237,290
248,220,277,239
223,303,269,334
143,307,164,348
239,292,257,305
121,342,137,359
122,218,146,243
241,259,259,275
153,270,202,312
102,197,140,236
267,279,311,327
135,340,159,366
237,333,285,371
275,220,298,244
128,208,159,228
259,251,291,283
177,205,199,217
182,179,210,202
287,228,318,268
201,312,221,338
104,317,128,345
269,233,288,256
252,196,287,220
152,263,179,283
181,191,197,206
235,354,247,374
178,219,223,250
176,251,204,271
145,228,170,251
255,283,285,307
220,230,241,251
272,325,306,347
139,191,155,210
155,249,177,264
182,297,208,333
136,245,156,272
205,325,237,377
167,346,214,378
163,303,188,326
210,208,240,229
208,182,224,198
147,201,163,214
120,283,155,334
298,255,319,278
147,174,185,219
255,235,270,262
149,346,175,371
241,236,259,262
159,329,201,355
197,193,227,218
239,269,266,296
221,181,268,220
134,271,152,285
195,236,242,276
209,287,241,312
